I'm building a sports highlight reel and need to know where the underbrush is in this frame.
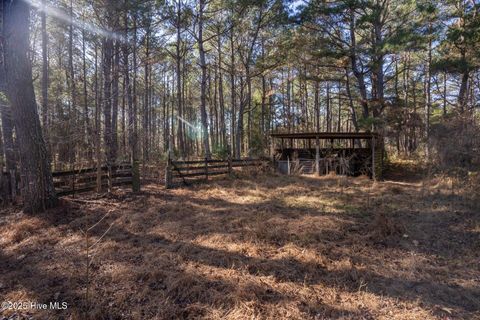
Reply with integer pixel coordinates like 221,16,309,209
0,171,479,319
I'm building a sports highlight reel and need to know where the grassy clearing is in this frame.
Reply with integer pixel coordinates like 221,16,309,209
0,166,479,319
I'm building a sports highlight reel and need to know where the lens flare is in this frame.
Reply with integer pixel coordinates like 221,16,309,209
24,0,127,43
177,115,196,131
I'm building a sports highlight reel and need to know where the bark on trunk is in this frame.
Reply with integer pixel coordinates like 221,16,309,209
217,30,226,148
123,11,133,161
345,68,359,132
176,0,185,158
229,27,236,157
458,71,469,112
41,0,48,139
112,40,120,162
198,0,211,159
3,0,57,212
103,36,114,166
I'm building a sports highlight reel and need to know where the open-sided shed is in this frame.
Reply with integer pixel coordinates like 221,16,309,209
270,132,384,179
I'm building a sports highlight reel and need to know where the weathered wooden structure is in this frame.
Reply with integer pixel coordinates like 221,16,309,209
165,156,268,188
52,163,136,196
270,132,384,179
0,162,138,202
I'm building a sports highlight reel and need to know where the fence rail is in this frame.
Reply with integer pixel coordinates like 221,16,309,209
165,157,269,188
53,163,133,196
0,163,135,201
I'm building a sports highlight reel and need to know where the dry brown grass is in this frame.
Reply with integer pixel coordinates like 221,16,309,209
0,166,479,319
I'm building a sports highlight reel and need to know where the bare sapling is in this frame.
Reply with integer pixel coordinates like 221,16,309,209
80,209,115,319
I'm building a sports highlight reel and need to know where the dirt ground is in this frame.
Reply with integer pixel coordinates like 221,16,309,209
1,164,479,319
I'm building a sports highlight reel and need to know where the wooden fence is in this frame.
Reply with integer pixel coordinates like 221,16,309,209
165,157,268,188
0,157,268,201
53,163,135,196
0,163,137,203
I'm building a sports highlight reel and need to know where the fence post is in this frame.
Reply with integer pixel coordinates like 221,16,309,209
270,138,276,173
165,151,172,189
72,164,76,198
315,136,320,176
372,135,376,181
1,171,11,203
132,160,140,192
228,154,233,175
96,163,102,193
10,169,16,202
107,164,112,193
205,157,209,181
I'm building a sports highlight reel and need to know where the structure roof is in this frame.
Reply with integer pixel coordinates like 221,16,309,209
270,132,380,140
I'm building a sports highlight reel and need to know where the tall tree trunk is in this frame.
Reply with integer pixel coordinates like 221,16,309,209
121,70,126,155
103,35,114,166
112,40,120,162
229,27,236,157
3,0,57,212
82,28,91,162
217,30,226,148
211,68,218,148
143,23,150,163
286,69,291,132
314,80,320,131
198,0,211,159
425,36,432,159
337,82,341,132
132,13,138,157
458,70,469,112
326,82,331,131
345,68,359,132
349,10,368,120
235,72,245,158
235,10,261,157
246,72,252,155
443,71,447,116
176,0,185,158
68,0,77,163
0,31,16,201
261,73,266,147
41,0,48,141
131,13,140,191
372,16,385,116
94,43,102,192
162,73,167,152
123,8,139,191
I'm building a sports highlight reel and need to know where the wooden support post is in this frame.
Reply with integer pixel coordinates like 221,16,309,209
315,136,320,176
380,136,384,179
287,156,290,175
270,139,273,159
372,135,376,181
132,160,140,192
10,169,16,202
165,151,172,189
107,164,112,193
72,165,76,198
96,162,102,193
205,157,209,181
270,138,275,173
228,154,233,175
165,135,174,189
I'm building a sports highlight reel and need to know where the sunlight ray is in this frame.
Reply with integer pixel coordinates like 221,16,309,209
23,0,127,43
177,115,197,131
